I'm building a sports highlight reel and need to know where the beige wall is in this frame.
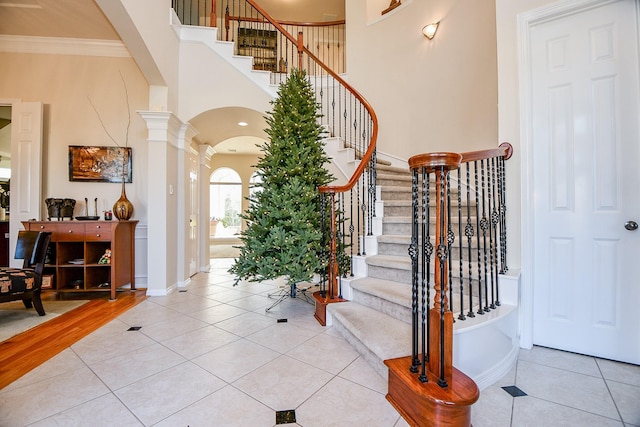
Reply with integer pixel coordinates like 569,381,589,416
346,0,499,160
0,52,149,222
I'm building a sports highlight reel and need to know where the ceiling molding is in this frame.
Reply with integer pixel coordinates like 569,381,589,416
0,35,130,57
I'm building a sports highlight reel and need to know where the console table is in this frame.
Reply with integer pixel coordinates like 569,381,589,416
22,220,137,300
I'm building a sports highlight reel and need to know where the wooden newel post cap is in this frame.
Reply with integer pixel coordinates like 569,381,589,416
408,152,463,172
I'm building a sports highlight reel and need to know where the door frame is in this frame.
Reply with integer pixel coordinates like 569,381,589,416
517,0,639,349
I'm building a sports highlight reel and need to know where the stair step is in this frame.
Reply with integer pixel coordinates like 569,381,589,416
351,277,412,322
328,302,411,379
377,164,411,176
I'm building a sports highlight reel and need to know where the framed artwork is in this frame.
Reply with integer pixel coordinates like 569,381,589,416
68,146,132,183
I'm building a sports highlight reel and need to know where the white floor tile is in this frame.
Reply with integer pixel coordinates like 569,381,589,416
296,376,399,427
87,342,185,390
516,360,620,420
153,385,275,427
233,355,334,410
192,338,279,383
512,395,623,427
0,365,109,426
115,362,226,425
28,393,143,427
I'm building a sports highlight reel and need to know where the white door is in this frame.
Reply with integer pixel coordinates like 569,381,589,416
531,0,640,364
9,101,43,266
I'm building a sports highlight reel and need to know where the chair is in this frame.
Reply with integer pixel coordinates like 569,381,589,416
0,231,52,316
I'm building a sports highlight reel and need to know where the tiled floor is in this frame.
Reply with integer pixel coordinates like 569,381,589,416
1,258,639,426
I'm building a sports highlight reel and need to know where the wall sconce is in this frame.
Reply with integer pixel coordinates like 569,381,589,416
422,21,439,40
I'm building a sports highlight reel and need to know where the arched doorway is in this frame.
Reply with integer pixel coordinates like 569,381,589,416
209,167,242,258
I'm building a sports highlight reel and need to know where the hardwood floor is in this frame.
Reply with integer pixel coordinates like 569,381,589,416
0,290,146,390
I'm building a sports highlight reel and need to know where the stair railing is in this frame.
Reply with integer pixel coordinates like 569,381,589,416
407,142,512,387
171,0,376,306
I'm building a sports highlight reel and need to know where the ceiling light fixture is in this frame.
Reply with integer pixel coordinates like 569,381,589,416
422,21,440,40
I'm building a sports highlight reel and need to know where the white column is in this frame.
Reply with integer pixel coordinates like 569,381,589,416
199,144,216,272
139,111,184,296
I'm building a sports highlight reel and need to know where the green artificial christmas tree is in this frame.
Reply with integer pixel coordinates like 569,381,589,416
230,68,334,287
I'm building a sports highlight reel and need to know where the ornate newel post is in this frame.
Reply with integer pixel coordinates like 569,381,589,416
385,153,479,427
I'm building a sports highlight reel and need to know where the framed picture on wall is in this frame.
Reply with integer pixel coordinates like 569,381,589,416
68,146,132,183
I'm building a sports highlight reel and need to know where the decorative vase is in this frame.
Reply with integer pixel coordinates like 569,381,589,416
113,180,133,220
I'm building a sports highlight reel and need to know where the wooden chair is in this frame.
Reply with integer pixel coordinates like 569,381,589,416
0,231,52,316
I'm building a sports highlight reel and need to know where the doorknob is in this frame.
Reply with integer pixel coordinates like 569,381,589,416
625,221,639,231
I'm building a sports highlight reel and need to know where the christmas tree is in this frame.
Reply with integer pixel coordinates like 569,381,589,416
230,68,334,286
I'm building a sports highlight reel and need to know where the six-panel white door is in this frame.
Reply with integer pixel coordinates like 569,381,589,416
531,0,640,364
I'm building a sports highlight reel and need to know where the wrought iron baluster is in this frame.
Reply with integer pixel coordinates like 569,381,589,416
480,159,490,313
474,161,484,315
457,169,466,321
410,168,420,373
465,163,475,318
498,156,508,274
421,169,432,382
486,158,496,309
447,173,454,314
489,157,499,308
436,167,448,388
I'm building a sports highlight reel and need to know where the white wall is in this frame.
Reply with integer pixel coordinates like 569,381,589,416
345,0,499,160
495,0,557,271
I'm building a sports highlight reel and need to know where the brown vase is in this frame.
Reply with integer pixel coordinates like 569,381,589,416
113,180,133,220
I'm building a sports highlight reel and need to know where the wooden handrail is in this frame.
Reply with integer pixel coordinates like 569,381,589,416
225,14,346,28
226,1,377,196
460,142,513,163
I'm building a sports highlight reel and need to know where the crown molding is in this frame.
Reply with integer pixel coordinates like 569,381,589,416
0,35,130,57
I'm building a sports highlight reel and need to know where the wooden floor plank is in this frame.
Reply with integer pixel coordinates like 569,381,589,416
0,290,146,389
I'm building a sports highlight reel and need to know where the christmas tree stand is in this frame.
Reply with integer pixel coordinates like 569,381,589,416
265,278,314,312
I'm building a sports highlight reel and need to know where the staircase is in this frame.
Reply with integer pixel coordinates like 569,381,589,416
162,1,519,392
326,162,520,390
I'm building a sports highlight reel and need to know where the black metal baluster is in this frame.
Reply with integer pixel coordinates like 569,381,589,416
489,157,499,308
457,169,466,321
474,161,484,315
487,157,496,309
498,156,508,274
410,168,419,373
465,163,475,318
349,188,355,276
447,174,454,313
480,159,490,313
419,168,430,383
437,167,448,388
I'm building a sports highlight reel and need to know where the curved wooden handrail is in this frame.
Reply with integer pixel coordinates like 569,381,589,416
240,0,378,196
225,14,345,28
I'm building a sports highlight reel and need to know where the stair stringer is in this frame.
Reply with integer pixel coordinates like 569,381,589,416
171,18,279,99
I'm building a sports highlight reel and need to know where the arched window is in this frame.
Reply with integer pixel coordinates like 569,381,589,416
249,171,262,206
210,168,242,238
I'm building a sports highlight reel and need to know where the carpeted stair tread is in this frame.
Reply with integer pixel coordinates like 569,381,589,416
377,234,411,245
376,164,411,175
328,302,411,362
350,277,412,312
367,254,411,270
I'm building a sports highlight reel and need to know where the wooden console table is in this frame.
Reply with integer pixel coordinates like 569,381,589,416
22,220,137,300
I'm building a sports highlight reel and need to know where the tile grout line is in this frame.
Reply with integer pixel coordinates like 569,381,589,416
595,357,625,423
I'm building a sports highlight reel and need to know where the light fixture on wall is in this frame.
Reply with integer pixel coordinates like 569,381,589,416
422,21,440,40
